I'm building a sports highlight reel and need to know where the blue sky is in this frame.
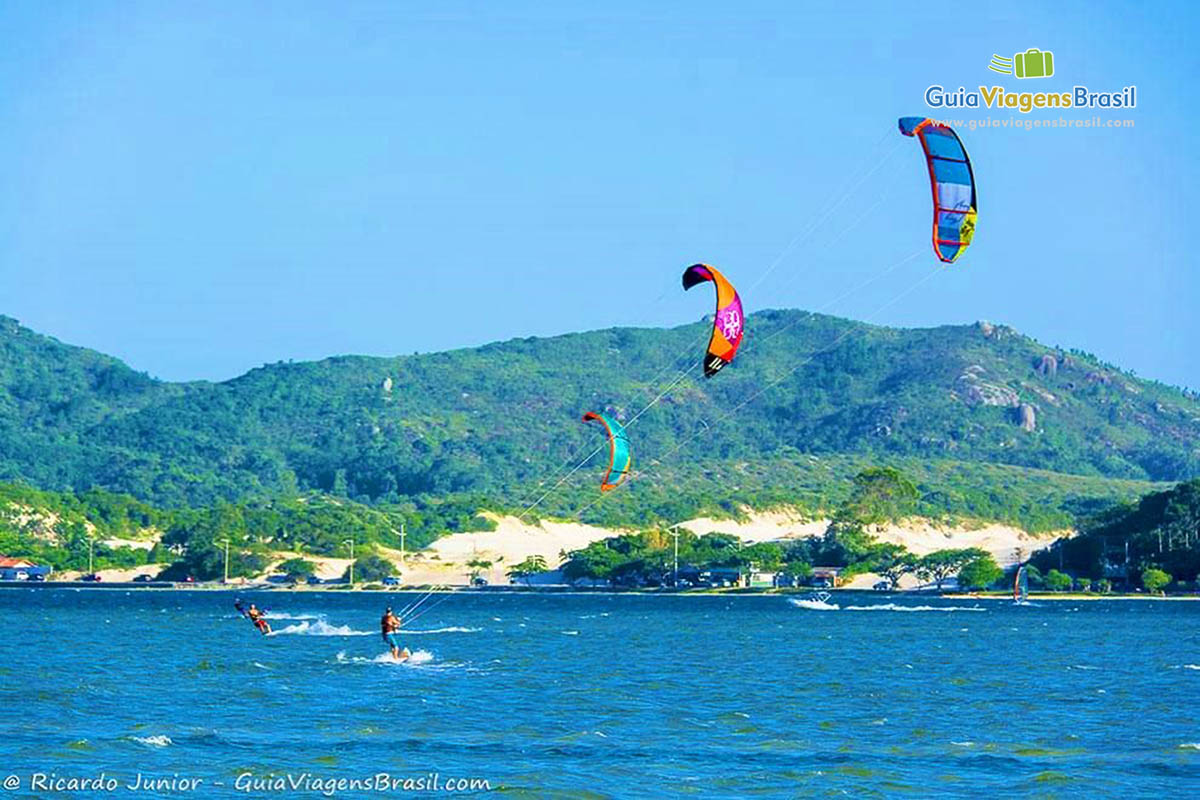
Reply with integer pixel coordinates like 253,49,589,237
1,1,1196,388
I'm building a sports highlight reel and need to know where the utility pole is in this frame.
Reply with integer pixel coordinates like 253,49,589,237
668,525,681,588
344,538,355,586
399,523,407,582
87,534,95,576
215,539,231,584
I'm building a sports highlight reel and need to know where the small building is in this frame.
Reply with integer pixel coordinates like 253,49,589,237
0,556,52,581
747,570,778,588
811,566,843,587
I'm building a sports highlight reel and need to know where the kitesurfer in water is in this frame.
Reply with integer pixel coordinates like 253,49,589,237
234,598,248,618
246,603,271,635
381,606,409,661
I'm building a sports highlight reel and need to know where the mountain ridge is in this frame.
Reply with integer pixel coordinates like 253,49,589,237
0,310,1196,519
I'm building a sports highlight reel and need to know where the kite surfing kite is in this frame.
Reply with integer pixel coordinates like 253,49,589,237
682,263,744,377
581,411,632,492
898,117,977,263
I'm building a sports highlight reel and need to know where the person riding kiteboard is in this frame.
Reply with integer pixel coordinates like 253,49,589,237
246,603,271,635
381,606,410,661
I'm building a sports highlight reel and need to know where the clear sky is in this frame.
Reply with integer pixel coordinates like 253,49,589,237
1,1,1196,388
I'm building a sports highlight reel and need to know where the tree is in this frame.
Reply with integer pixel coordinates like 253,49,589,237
1044,569,1072,592
817,520,879,567
507,555,548,586
957,554,1003,590
838,467,920,525
562,542,624,582
874,546,918,590
917,548,987,591
782,561,813,582
277,557,315,580
349,553,396,582
1141,567,1171,594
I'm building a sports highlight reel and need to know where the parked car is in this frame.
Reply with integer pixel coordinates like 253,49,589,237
133,574,154,583
472,577,488,588
80,573,102,582
382,576,400,586
873,581,890,591
27,573,46,582
810,578,833,589
306,575,323,585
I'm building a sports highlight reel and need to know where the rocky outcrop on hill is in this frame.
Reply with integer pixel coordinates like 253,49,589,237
1035,354,1058,377
1018,403,1037,432
955,366,1019,408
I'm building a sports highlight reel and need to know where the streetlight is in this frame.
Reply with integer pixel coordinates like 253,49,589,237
668,525,682,588
215,539,230,584
344,538,355,586
398,523,406,583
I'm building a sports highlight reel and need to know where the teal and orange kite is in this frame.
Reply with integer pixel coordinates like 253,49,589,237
581,411,631,492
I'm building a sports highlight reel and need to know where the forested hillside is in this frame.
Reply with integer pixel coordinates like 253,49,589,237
0,311,1195,529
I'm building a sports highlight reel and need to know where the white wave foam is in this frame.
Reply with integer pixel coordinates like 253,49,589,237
561,630,580,636
404,626,480,635
128,735,173,748
268,620,373,637
842,603,986,612
1169,664,1200,671
1179,743,1200,750
789,599,840,611
335,650,434,666
264,612,325,621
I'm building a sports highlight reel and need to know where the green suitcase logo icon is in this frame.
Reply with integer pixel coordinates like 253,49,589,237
1014,48,1054,79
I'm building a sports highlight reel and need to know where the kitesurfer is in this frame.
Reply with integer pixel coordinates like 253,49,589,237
246,603,271,635
381,606,409,661
234,598,248,618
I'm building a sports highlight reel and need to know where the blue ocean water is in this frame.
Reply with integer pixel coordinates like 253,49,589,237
2,589,1198,798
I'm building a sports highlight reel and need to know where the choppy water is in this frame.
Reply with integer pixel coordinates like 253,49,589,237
2,589,1199,797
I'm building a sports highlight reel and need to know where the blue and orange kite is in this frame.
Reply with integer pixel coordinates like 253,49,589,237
898,117,977,263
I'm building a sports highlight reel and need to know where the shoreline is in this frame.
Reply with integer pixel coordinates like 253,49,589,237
3,582,1196,600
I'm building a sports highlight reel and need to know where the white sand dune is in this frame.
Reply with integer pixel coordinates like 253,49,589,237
389,510,1061,587
61,509,1058,588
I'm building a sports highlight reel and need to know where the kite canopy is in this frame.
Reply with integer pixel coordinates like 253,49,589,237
898,116,977,263
682,263,744,377
581,411,631,492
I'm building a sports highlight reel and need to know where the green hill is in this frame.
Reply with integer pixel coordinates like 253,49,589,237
0,311,1195,530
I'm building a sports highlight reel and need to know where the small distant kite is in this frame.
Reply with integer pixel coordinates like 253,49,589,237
682,263,744,377
898,117,978,263
581,411,631,492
